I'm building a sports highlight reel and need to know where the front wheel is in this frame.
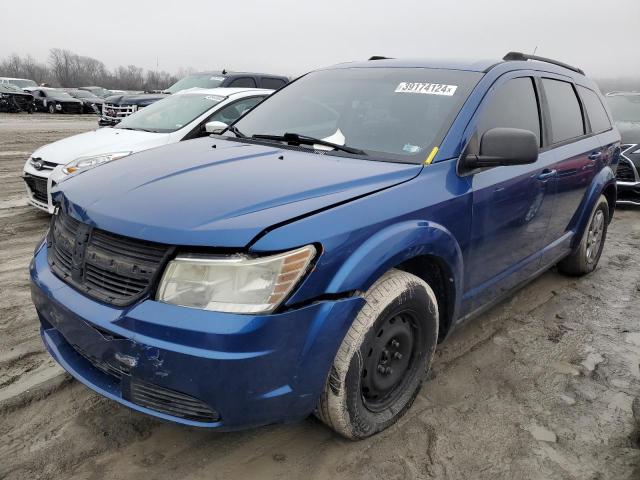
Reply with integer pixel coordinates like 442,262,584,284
558,195,609,276
48,103,56,114
316,269,439,439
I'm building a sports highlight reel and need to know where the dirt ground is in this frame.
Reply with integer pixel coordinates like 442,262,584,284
1,112,639,480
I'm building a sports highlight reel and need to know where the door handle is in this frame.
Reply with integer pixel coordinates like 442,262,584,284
588,151,602,160
537,169,557,181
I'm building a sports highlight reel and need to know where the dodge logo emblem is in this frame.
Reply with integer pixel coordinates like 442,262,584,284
33,160,43,170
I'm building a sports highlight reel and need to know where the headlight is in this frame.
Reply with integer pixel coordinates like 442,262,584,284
157,245,316,314
55,103,62,110
62,151,132,175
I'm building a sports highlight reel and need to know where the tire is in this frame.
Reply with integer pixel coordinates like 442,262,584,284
316,269,439,439
48,103,56,114
558,195,609,276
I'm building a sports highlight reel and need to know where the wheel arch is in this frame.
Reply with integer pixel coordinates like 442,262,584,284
571,167,617,249
325,220,463,340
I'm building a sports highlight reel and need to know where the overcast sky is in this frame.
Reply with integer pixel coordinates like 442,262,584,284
2,0,639,78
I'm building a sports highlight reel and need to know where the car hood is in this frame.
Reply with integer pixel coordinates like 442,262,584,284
31,128,171,166
55,138,422,247
104,93,168,106
615,121,640,144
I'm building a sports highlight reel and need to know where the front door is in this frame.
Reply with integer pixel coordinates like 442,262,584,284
463,75,556,312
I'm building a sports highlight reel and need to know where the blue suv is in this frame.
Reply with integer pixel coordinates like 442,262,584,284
31,52,619,439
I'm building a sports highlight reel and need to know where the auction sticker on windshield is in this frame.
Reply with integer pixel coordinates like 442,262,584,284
395,82,458,96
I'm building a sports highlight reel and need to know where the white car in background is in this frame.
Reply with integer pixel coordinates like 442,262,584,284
22,87,271,213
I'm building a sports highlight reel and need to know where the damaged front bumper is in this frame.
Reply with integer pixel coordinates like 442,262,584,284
30,243,363,430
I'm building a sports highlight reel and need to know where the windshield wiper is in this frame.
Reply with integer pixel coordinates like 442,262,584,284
251,132,366,155
225,124,246,138
118,126,155,132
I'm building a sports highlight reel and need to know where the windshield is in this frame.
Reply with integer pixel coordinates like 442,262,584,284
69,90,94,99
8,79,37,88
606,95,640,123
115,93,225,133
165,74,225,94
234,68,482,162
47,90,74,100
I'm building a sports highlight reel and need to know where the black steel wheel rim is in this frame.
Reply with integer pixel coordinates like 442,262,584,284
361,310,421,412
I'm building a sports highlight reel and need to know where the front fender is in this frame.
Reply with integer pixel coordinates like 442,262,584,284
570,165,616,249
325,220,463,302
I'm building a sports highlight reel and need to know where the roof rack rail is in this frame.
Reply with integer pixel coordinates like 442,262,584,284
503,51,584,75
368,56,394,61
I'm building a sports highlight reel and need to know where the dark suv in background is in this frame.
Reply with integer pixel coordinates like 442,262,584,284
606,92,640,205
99,70,289,126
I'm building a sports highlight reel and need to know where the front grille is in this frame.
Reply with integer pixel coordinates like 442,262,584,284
23,173,48,203
48,210,173,306
30,157,58,171
102,103,138,122
60,102,83,114
616,159,637,182
130,379,220,423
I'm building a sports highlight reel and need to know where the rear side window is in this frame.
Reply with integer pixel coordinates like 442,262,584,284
261,77,287,90
542,79,584,144
578,86,611,133
477,77,541,146
228,77,257,88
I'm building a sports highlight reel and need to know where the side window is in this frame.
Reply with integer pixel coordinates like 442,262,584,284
207,97,264,124
541,78,584,144
261,77,287,90
477,77,541,148
578,86,611,133
227,77,257,88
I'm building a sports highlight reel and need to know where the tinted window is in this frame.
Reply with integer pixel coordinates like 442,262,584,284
234,68,482,161
207,96,264,124
228,77,257,88
578,86,611,133
261,77,286,90
477,77,541,146
542,79,584,143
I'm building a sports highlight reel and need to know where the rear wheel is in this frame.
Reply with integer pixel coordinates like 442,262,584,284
316,269,439,439
558,195,609,276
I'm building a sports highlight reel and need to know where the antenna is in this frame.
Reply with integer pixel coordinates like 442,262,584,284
532,46,538,56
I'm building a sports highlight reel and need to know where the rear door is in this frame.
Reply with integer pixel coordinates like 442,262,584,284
465,74,556,310
538,77,603,263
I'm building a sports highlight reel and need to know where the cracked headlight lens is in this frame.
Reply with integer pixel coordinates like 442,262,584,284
157,245,316,314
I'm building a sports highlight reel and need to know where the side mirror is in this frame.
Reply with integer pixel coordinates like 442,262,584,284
205,120,228,134
464,127,538,169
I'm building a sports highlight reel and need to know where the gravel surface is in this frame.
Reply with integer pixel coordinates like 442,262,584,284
1,112,639,479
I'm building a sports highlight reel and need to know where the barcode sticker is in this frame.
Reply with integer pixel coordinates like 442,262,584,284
395,82,458,96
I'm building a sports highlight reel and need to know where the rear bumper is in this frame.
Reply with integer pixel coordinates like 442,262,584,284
617,180,640,206
31,244,363,430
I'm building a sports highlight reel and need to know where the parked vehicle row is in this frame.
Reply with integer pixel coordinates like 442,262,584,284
99,70,289,125
24,51,630,440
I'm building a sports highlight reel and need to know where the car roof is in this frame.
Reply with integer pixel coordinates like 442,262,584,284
187,71,288,78
0,77,32,81
173,87,273,97
325,55,589,80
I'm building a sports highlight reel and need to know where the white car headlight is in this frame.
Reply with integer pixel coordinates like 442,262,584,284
62,151,132,175
157,245,316,314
